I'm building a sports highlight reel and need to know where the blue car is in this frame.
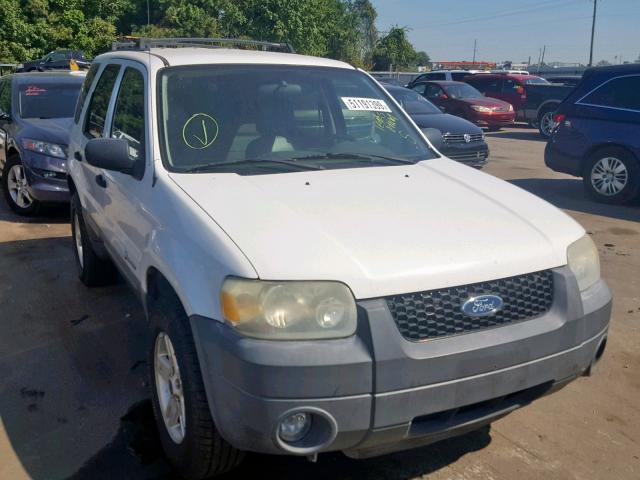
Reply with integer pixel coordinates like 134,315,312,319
545,64,640,204
0,71,85,215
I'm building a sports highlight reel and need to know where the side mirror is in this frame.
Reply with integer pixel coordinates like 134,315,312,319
421,128,444,151
440,93,449,100
85,138,139,177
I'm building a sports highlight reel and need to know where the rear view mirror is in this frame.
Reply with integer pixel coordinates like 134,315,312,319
421,128,444,151
85,138,140,178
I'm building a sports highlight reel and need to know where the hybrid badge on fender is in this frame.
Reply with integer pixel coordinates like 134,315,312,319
461,295,503,317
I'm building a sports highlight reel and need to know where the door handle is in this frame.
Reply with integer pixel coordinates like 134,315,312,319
95,174,107,188
74,151,83,161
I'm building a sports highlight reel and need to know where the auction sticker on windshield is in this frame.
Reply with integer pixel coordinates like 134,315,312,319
341,97,392,112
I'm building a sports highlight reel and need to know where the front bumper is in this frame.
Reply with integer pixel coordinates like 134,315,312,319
190,267,611,457
441,142,489,168
544,141,584,177
23,152,70,203
471,112,515,127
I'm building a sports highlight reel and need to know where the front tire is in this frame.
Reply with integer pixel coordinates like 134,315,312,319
70,193,117,286
149,292,243,479
583,147,640,204
1,154,40,216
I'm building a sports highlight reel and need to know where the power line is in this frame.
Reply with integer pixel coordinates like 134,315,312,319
412,0,582,30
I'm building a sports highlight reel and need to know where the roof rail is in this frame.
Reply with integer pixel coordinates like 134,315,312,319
112,37,295,54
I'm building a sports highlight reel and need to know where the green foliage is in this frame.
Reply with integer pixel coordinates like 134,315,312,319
0,0,428,71
372,26,427,71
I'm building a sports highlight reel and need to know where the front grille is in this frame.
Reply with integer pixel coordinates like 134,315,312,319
442,133,484,144
386,270,554,341
446,150,487,162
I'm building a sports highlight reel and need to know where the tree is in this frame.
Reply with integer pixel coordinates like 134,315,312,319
372,26,423,71
596,59,612,66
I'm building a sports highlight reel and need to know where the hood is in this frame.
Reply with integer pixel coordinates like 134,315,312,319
19,117,73,145
462,97,511,109
169,159,584,299
410,113,483,135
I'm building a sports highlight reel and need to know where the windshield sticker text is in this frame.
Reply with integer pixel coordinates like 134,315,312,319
341,97,392,112
25,86,47,96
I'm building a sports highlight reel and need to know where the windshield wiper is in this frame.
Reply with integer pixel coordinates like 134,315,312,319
292,152,417,165
182,158,324,173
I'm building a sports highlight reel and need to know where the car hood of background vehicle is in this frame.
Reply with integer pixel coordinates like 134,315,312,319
462,97,511,109
410,113,483,135
20,117,73,145
169,159,584,299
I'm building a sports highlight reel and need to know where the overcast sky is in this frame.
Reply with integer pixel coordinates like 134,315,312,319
370,0,640,65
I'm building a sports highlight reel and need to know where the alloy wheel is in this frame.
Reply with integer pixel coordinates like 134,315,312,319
590,157,628,196
6,164,33,209
539,111,556,137
154,332,187,444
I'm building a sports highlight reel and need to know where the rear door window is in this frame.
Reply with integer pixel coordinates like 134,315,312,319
451,72,468,81
426,73,446,80
580,76,640,111
84,64,120,138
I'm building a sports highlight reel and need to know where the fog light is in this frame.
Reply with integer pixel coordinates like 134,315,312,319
278,412,312,443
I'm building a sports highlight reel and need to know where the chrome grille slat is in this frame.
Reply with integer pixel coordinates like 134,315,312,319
442,133,484,144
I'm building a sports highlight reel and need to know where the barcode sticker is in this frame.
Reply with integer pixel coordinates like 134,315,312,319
341,97,392,112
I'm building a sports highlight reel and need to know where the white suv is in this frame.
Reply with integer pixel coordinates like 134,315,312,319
68,39,611,479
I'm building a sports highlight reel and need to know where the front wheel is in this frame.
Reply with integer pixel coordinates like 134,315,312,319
149,294,243,479
1,155,40,215
583,148,640,204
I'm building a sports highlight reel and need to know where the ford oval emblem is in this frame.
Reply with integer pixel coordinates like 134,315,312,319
461,295,503,317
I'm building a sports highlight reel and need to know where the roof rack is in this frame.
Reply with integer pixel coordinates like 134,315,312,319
112,37,295,54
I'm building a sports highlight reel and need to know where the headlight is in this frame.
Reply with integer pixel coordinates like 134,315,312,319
567,234,600,291
508,104,514,111
470,105,492,113
221,278,357,340
23,138,66,159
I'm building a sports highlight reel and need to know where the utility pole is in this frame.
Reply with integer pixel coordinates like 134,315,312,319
472,39,477,65
147,0,150,26
588,0,597,67
538,45,546,73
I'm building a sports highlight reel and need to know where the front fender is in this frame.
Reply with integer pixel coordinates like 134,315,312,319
139,175,258,320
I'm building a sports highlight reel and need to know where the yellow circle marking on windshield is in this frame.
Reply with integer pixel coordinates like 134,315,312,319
182,113,219,149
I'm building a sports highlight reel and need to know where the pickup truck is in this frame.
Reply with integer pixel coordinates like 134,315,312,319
465,73,575,137
67,38,610,479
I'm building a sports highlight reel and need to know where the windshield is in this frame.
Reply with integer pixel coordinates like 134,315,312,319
525,77,550,85
18,82,81,118
159,66,436,174
442,83,484,99
387,88,441,115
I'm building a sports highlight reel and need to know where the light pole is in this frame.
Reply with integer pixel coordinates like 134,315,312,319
588,0,597,67
147,0,150,26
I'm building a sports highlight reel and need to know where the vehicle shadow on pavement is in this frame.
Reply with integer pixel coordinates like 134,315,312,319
511,178,640,223
69,395,492,480
0,236,149,480
0,203,69,224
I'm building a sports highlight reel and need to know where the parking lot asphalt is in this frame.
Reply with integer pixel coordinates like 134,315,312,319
1,125,639,480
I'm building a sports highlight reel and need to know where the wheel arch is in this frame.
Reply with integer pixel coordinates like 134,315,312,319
536,100,561,119
584,142,639,174
145,266,186,320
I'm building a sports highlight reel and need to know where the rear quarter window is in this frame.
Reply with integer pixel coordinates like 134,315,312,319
580,75,640,111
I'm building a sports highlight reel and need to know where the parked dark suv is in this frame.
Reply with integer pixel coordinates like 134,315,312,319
0,72,85,214
545,64,640,204
16,50,90,72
